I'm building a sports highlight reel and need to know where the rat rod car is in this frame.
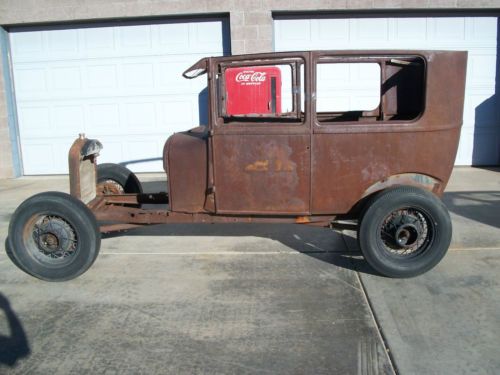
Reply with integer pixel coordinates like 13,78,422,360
7,50,467,281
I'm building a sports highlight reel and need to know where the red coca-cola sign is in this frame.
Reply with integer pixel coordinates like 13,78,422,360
235,70,267,84
225,66,282,115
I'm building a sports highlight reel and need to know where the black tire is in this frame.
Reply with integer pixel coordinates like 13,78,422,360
357,186,452,278
8,192,101,281
97,163,142,194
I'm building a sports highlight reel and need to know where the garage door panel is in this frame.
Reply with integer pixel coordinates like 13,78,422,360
125,102,156,130
123,62,155,88
456,129,474,165
473,17,498,39
158,23,190,47
51,65,82,90
354,19,389,40
88,103,120,129
275,15,499,165
394,18,427,40
13,67,47,93
11,18,228,174
52,105,85,136
451,128,500,166
83,27,115,51
463,90,498,130
159,99,194,127
21,143,55,175
11,21,226,62
15,57,208,101
86,64,118,89
10,31,43,56
195,21,225,45
21,140,69,175
120,25,152,49
317,19,348,41
470,54,497,84
17,106,51,137
432,18,466,40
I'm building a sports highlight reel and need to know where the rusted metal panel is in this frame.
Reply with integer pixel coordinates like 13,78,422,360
93,192,168,206
164,128,209,213
68,134,102,203
212,134,311,214
91,198,334,228
310,128,461,213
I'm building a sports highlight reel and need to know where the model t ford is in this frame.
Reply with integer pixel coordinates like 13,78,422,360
7,50,467,281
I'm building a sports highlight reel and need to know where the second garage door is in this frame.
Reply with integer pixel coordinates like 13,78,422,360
274,14,499,166
10,18,229,174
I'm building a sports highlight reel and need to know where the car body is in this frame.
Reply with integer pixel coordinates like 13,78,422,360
8,50,468,280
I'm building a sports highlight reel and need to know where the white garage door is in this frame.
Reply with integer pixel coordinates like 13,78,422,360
10,19,229,174
274,15,499,166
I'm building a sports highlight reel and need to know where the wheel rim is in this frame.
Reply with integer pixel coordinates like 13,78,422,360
23,214,79,264
97,179,125,195
379,207,435,258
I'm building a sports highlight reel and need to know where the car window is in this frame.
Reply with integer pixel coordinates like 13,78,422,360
317,63,380,112
316,56,425,123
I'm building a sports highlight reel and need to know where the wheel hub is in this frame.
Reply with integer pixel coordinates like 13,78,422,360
395,223,420,247
38,232,60,252
380,208,429,256
98,179,125,195
32,216,77,259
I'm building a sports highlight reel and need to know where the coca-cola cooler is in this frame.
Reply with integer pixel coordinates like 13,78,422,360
225,66,282,116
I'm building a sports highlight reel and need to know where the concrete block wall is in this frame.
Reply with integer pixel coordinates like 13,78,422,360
0,0,499,177
0,45,14,178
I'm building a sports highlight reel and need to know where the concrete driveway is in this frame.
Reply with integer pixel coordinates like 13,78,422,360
0,167,499,374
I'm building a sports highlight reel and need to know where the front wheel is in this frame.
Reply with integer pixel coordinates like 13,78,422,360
357,186,452,278
8,192,101,281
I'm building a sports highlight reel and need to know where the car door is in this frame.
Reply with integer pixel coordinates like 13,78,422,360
209,54,311,215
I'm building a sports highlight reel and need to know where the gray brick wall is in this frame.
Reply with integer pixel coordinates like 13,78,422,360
0,0,499,177
0,46,14,178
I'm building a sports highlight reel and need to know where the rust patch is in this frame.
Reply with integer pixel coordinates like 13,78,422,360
274,158,294,172
245,160,269,172
295,216,311,224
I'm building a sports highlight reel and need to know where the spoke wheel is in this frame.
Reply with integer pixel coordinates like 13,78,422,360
8,192,100,281
379,207,434,258
357,186,452,278
97,179,126,195
28,215,79,263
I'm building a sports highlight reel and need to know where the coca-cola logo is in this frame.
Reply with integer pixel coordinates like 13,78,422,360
235,70,266,85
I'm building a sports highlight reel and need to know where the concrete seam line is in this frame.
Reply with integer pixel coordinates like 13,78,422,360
449,247,500,251
99,251,339,255
340,232,399,375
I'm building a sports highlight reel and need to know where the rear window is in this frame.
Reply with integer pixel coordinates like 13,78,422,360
317,63,381,113
315,56,425,123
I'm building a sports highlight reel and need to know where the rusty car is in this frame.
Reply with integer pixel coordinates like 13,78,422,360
7,50,467,281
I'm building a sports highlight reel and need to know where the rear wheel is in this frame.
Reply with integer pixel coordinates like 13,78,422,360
8,192,101,281
357,186,452,278
97,163,142,195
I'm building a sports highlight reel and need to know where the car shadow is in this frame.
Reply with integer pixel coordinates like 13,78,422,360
0,292,30,367
102,220,380,277
442,190,500,229
122,180,500,275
